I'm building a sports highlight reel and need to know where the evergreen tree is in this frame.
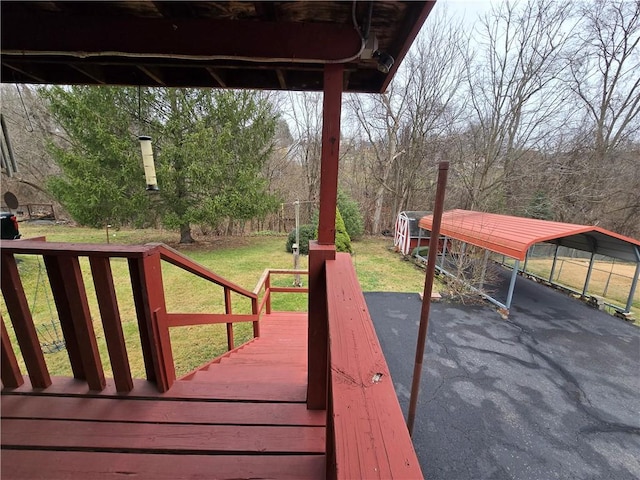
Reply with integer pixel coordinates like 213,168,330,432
41,86,280,242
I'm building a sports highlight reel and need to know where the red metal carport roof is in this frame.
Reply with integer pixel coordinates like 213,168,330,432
418,209,640,262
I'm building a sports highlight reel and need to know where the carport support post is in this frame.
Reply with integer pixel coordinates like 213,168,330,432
416,227,422,258
479,249,490,289
505,259,520,310
549,244,559,283
582,252,596,297
440,237,448,268
626,261,639,313
523,248,529,273
408,162,449,436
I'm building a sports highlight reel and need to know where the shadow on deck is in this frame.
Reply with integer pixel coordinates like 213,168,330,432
2,312,326,479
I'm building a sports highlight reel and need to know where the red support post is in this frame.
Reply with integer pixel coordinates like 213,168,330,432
128,252,172,392
306,241,335,410
317,64,344,245
407,161,449,435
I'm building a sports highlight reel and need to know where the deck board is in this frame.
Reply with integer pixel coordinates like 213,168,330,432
1,312,326,479
1,451,326,480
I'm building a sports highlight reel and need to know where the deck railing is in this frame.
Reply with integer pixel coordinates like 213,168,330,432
0,240,258,393
253,268,309,317
324,253,423,479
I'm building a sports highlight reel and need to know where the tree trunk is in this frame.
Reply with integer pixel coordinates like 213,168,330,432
372,183,386,234
179,222,194,243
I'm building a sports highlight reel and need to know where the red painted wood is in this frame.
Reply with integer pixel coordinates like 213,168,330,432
317,63,344,245
2,373,305,402
1,451,326,480
1,316,24,388
43,254,86,380
89,256,133,393
56,256,105,391
307,241,336,410
326,254,423,479
4,13,362,64
127,258,156,383
0,240,151,257
225,287,234,350
252,297,260,337
2,418,325,453
0,253,51,389
128,253,173,391
1,395,325,426
163,312,256,327
157,244,256,299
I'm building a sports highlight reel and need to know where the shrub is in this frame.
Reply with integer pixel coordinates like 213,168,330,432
335,208,352,253
285,224,316,255
337,190,364,240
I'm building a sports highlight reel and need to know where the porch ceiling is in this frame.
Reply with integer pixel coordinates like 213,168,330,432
0,1,436,93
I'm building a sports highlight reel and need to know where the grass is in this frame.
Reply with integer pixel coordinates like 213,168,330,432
502,256,639,320
2,223,431,379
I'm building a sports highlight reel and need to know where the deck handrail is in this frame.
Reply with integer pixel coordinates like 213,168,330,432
253,268,308,317
0,240,262,394
325,253,423,479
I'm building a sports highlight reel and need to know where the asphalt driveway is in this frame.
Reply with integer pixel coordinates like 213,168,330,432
365,271,640,479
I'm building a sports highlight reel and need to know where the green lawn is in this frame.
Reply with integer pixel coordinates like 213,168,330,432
2,224,432,378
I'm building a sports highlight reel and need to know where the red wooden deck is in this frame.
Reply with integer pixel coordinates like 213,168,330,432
1,312,326,479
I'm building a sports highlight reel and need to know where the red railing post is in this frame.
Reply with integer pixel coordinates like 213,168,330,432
129,250,173,392
307,241,335,410
224,287,234,351
251,297,260,338
1,252,51,389
265,273,272,314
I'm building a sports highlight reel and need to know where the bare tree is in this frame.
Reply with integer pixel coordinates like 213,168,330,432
348,8,466,233
455,0,574,211
0,84,65,214
556,0,640,232
285,91,323,211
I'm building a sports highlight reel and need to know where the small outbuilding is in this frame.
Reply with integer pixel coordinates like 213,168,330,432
394,211,430,255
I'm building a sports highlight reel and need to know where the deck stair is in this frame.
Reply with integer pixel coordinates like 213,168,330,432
177,312,309,401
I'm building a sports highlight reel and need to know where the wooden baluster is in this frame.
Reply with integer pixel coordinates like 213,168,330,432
55,255,105,391
1,252,51,389
128,257,156,383
224,287,234,351
90,256,133,393
251,297,260,338
44,255,85,380
128,252,173,392
265,273,272,315
1,315,24,388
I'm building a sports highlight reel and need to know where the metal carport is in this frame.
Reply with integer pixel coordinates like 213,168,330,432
418,209,640,313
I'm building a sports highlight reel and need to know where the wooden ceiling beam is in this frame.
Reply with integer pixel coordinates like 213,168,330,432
137,66,166,86
69,64,107,84
205,67,227,88
2,14,362,63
